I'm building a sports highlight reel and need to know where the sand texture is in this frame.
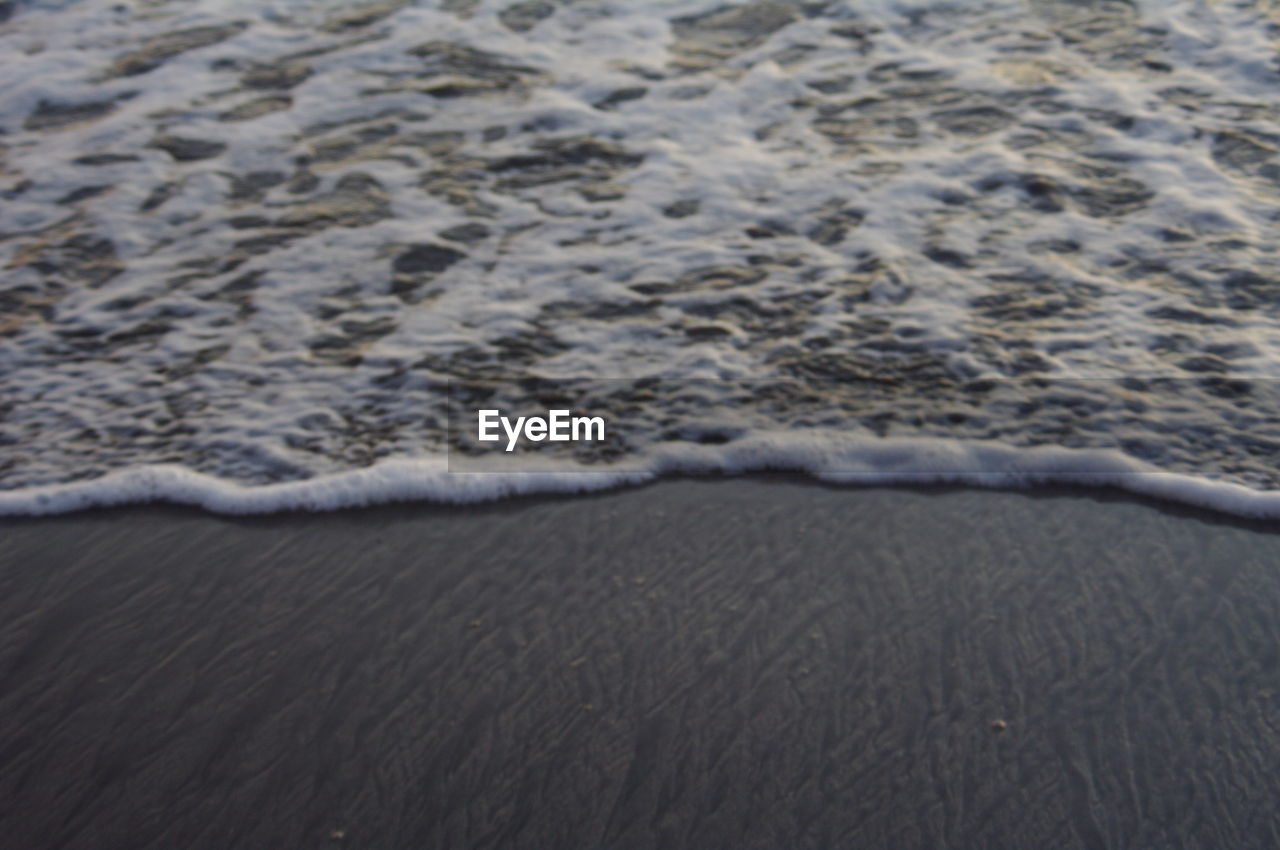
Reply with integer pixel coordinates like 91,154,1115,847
1,480,1279,848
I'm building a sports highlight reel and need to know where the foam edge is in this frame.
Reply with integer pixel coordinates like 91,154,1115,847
1,434,1278,519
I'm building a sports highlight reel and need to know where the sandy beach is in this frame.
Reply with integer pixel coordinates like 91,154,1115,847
6,3,1280,847
2,478,1278,849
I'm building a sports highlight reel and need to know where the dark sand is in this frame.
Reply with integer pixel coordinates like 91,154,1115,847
1,478,1279,849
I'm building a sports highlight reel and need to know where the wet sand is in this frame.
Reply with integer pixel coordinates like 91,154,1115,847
1,478,1278,849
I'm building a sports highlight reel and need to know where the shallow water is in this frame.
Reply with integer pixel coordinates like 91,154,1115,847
5,0,1280,513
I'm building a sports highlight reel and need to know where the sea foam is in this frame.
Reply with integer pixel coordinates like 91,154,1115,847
4,0,1280,518
3,435,1280,519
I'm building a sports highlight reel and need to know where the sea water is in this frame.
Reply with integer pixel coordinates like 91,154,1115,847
5,0,1280,516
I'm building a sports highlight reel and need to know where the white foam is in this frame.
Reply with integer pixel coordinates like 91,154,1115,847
3,435,1280,519
6,0,1280,515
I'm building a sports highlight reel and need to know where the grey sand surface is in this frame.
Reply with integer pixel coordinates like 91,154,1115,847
1,478,1279,848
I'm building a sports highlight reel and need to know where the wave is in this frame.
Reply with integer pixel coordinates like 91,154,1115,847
6,1,1280,518
4,434,1280,519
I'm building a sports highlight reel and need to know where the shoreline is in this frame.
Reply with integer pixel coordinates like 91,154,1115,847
2,478,1279,848
7,433,1280,522
8,469,1280,534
